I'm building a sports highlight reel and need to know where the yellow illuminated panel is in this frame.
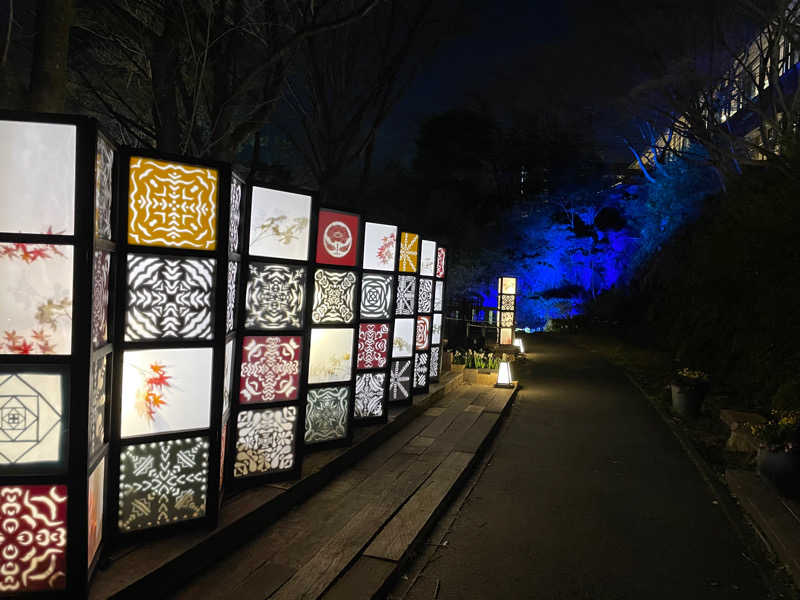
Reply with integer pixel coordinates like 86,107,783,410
398,232,419,273
128,157,218,250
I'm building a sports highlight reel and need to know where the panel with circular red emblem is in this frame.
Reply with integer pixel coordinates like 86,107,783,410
315,209,360,267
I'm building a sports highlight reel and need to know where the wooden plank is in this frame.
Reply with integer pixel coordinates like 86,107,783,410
454,412,500,454
364,451,474,562
419,388,479,439
484,385,515,414
321,556,396,600
269,448,449,599
727,469,800,587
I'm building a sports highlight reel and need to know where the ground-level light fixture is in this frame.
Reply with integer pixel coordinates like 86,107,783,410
514,338,525,353
495,361,514,388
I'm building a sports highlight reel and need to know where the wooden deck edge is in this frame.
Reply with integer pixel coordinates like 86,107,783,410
92,372,465,599
325,383,519,600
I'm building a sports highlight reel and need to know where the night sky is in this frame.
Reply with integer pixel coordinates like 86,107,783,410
375,0,700,167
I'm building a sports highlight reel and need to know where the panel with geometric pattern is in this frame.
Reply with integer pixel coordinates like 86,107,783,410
389,360,412,402
429,346,440,378
417,278,433,313
0,484,67,593
92,250,110,349
95,132,114,240
226,261,238,333
360,274,393,319
239,336,302,404
312,269,357,324
245,263,306,330
89,355,106,459
415,315,431,351
357,323,389,370
125,254,215,341
396,275,416,316
0,372,64,466
354,372,385,419
229,178,242,254
304,386,349,444
398,232,419,273
128,157,218,250
118,436,209,532
234,406,297,477
414,352,428,388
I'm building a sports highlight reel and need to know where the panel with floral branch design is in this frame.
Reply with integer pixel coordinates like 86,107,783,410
392,319,414,359
434,280,444,312
362,222,397,271
120,347,212,438
420,240,436,277
0,243,73,355
248,186,311,260
308,328,354,384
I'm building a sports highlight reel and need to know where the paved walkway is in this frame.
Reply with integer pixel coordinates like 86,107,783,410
391,335,768,599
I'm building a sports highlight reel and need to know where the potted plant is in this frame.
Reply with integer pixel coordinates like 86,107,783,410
452,350,466,373
751,410,800,498
670,368,709,418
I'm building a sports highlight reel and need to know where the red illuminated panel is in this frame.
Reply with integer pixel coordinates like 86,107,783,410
0,484,67,593
315,209,359,267
239,336,302,404
357,323,389,369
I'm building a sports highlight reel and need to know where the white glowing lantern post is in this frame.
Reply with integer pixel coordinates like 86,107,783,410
495,361,513,388
514,338,525,353
497,276,517,345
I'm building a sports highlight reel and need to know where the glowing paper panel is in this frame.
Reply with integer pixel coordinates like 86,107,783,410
308,328,354,384
500,328,513,345
389,360,411,402
0,120,75,235
226,261,238,333
430,346,440,378
229,178,242,254
434,281,444,312
118,437,209,531
415,316,431,351
316,209,359,267
234,406,297,477
500,295,515,310
0,372,64,466
95,132,114,240
500,311,514,328
357,323,389,369
0,484,67,592
414,353,429,388
125,254,215,341
128,157,218,250
432,313,442,345
223,338,234,416
355,372,385,418
362,222,397,271
436,248,446,278
360,274,393,319
500,277,517,295
88,356,106,459
88,457,105,565
0,243,73,355
420,240,436,277
312,269,357,324
396,275,416,316
305,386,349,444
92,250,110,349
398,232,419,273
418,279,433,313
248,186,311,260
239,335,302,403
392,318,414,359
245,263,306,329
120,347,212,438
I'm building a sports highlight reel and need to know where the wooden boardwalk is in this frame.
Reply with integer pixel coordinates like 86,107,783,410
170,383,517,600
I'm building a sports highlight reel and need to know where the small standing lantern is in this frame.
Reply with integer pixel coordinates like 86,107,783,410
514,338,525,353
495,361,513,388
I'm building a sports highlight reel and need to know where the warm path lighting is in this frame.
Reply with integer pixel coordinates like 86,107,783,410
514,338,525,353
495,361,513,388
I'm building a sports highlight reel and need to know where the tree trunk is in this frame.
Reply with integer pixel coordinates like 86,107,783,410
28,0,74,113
150,15,181,153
